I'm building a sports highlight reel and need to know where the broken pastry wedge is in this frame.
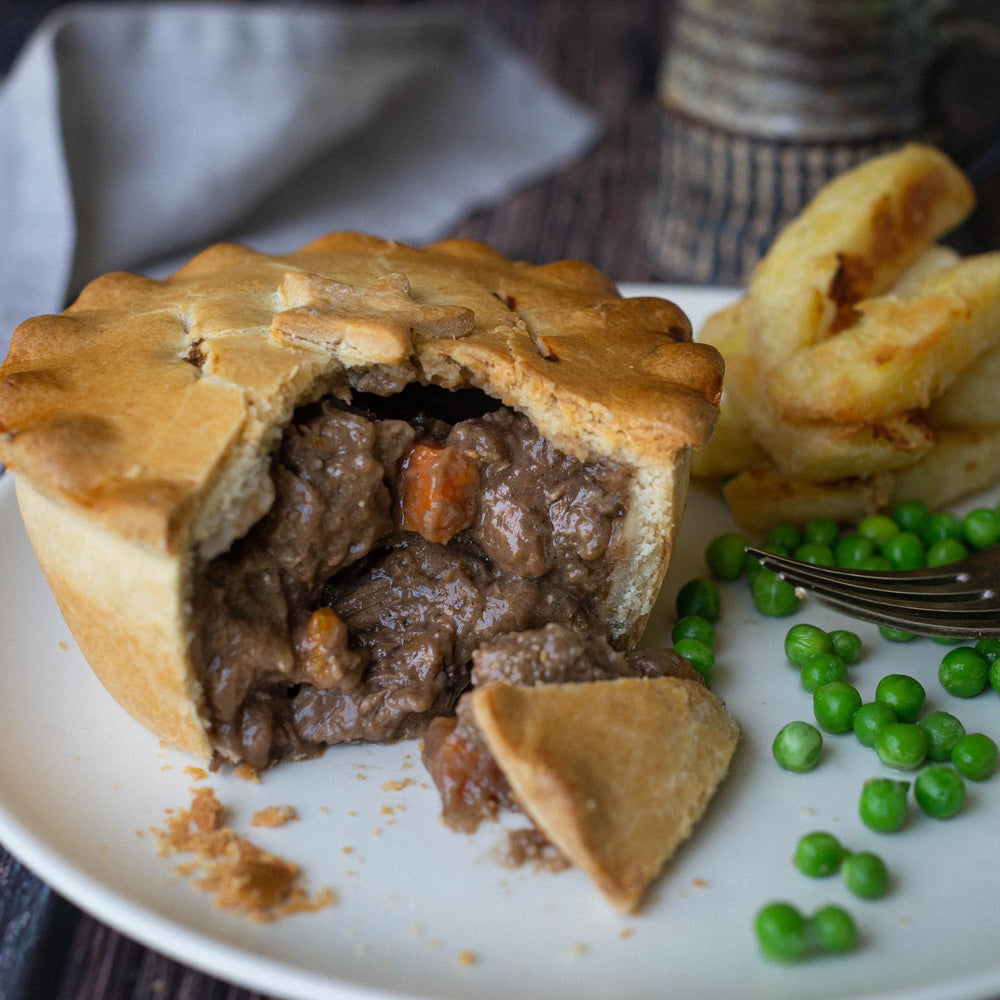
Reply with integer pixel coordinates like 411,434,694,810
470,675,740,913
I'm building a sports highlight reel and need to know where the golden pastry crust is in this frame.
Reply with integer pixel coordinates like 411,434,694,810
0,233,722,758
470,676,740,912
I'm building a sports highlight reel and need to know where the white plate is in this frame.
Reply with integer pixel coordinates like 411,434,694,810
3,287,1000,1000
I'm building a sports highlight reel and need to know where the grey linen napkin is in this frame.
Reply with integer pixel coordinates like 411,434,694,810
0,2,599,357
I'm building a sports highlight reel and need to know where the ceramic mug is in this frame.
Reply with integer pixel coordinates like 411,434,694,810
644,0,1000,284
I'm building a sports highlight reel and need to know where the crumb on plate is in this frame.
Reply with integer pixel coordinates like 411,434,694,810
251,805,299,828
152,787,334,922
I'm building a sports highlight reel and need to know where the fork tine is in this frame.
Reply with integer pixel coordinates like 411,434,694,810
745,547,987,601
745,547,971,585
798,594,998,639
771,560,966,587
779,575,1000,619
744,546,1000,639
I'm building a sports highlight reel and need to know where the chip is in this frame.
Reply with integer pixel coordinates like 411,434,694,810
691,144,1000,531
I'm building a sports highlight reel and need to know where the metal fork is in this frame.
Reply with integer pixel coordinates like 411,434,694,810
745,544,1000,639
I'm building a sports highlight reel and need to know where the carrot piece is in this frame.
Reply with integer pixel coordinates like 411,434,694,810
398,441,481,544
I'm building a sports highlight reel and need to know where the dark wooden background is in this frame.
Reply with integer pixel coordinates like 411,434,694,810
0,1,998,998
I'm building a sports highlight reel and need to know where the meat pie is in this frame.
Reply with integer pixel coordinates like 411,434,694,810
0,233,723,770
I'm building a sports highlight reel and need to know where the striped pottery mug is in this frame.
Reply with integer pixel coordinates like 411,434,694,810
643,0,1000,285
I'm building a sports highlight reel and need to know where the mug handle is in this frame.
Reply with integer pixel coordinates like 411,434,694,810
934,12,1000,54
931,12,1000,182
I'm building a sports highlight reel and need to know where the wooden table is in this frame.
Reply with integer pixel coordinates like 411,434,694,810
0,1,998,998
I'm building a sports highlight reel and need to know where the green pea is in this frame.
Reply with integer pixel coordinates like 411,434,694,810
841,851,889,899
801,652,847,693
917,710,966,762
794,831,847,878
813,682,863,734
923,510,963,546
835,534,875,568
951,732,999,781
794,541,836,566
880,531,926,570
803,517,839,547
671,614,715,647
754,902,809,962
829,629,862,665
673,637,715,685
938,647,989,698
875,722,929,770
859,777,910,832
879,625,917,643
990,658,1000,697
743,555,763,584
859,555,894,571
784,623,833,668
675,578,721,622
704,532,747,581
853,702,897,748
858,514,899,545
926,537,969,567
975,637,1000,664
773,721,823,772
765,523,803,553
962,507,1000,549
892,499,932,537
875,673,925,722
751,569,800,617
914,764,966,819
810,905,858,954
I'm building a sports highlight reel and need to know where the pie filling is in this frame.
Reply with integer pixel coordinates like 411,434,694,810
194,384,638,771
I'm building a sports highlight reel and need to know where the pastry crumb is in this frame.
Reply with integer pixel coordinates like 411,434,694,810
251,805,299,828
151,787,334,922
234,764,260,783
184,765,209,782
503,827,570,873
456,949,478,968
382,778,413,792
